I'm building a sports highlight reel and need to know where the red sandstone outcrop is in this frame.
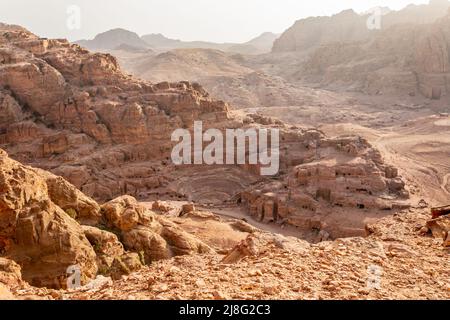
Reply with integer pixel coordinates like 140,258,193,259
427,215,450,247
241,135,409,240
0,149,98,288
0,23,233,202
0,149,216,289
0,257,22,288
40,171,102,226
81,226,129,275
101,196,213,262
0,6,447,300
5,205,450,300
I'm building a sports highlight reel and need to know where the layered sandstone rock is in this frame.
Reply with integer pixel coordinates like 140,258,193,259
101,196,213,263
0,258,22,288
0,149,98,288
413,11,450,99
82,225,144,280
40,172,102,225
0,150,219,288
81,226,126,273
0,24,234,202
241,135,409,240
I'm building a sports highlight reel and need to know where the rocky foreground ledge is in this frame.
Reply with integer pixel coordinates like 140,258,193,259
0,149,212,291
0,149,448,300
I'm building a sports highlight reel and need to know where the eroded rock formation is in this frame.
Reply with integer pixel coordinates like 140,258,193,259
0,149,217,288
0,149,97,288
0,23,234,202
241,135,409,240
101,195,213,262
15,205,448,300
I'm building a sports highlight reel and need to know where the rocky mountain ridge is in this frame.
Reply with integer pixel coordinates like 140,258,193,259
78,30,279,55
273,0,450,53
76,28,151,51
297,7,450,99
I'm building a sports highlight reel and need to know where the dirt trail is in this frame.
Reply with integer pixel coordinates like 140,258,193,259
321,117,450,206
373,130,450,205
202,205,310,240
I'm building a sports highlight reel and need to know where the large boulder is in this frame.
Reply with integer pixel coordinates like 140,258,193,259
427,215,450,247
101,196,154,232
109,252,143,281
81,226,124,271
0,149,97,288
157,218,213,256
101,196,213,263
122,226,170,262
41,172,102,226
0,258,22,288
81,225,142,279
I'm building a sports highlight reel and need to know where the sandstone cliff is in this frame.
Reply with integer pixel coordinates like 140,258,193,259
293,7,450,99
273,0,450,53
0,149,98,288
273,9,372,53
0,23,232,201
0,20,448,300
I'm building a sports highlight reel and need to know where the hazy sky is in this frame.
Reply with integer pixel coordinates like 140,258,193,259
0,0,430,43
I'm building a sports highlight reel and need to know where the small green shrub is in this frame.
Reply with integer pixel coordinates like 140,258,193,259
138,251,146,265
65,208,78,220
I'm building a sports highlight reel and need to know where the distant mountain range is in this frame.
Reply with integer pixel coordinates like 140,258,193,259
75,0,450,102
76,28,151,51
273,0,450,52
76,30,279,55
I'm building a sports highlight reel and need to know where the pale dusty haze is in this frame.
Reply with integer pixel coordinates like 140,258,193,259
0,0,429,42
